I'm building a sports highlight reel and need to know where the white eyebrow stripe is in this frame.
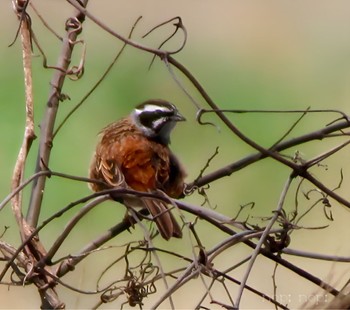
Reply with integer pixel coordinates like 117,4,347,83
152,118,166,129
137,104,171,113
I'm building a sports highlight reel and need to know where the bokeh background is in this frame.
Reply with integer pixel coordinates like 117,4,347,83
1,1,350,308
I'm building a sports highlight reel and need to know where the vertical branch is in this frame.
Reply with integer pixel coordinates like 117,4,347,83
11,1,36,240
27,1,89,227
11,2,65,308
235,175,294,308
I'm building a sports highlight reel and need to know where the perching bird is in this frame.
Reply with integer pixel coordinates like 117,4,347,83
89,99,186,240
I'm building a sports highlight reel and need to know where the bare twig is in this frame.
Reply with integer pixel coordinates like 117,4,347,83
56,219,134,277
191,120,349,188
42,195,109,265
304,140,350,169
30,2,63,40
66,0,183,57
11,0,36,237
27,0,89,227
143,16,187,70
282,248,350,262
235,175,293,308
166,56,300,171
270,106,310,148
53,15,143,138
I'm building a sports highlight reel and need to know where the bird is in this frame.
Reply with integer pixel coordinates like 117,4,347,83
89,99,187,240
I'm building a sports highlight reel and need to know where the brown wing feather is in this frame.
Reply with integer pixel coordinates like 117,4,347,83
89,117,184,239
89,144,126,191
142,198,182,240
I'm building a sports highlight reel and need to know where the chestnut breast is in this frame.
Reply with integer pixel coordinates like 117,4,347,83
90,117,185,198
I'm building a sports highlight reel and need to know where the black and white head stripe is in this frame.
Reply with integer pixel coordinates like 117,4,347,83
131,99,185,144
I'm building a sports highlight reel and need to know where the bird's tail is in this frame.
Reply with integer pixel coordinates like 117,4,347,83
142,197,182,240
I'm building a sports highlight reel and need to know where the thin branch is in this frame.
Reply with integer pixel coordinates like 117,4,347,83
165,56,350,213
150,260,199,309
304,140,350,169
11,0,36,238
270,106,310,148
197,107,350,120
303,171,350,208
143,16,187,70
282,248,350,262
56,213,145,277
66,0,183,57
0,192,110,283
27,0,89,227
0,169,107,212
127,209,176,310
53,16,143,138
142,16,187,55
167,56,302,172
214,269,289,310
235,174,293,308
41,195,109,265
188,119,350,192
30,2,63,41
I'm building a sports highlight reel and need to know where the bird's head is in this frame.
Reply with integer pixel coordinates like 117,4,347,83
131,99,186,145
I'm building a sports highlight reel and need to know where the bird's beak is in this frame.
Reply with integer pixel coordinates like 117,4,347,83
173,111,186,122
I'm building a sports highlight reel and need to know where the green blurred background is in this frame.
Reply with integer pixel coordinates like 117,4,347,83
1,1,350,308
